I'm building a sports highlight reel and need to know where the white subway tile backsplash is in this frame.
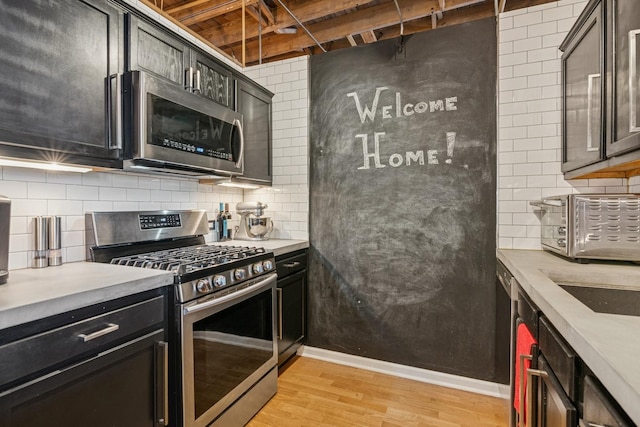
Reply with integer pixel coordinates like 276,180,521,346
496,0,627,250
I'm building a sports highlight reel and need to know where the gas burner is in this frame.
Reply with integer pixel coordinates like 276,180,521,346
109,245,267,275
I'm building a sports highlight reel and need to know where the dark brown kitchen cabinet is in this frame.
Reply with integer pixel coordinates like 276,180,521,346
0,0,123,168
561,0,605,173
127,14,233,108
605,0,640,156
276,250,307,368
561,0,640,178
235,77,273,185
0,289,169,427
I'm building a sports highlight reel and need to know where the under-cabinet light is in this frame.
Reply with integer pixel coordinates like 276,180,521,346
0,158,93,173
217,181,261,190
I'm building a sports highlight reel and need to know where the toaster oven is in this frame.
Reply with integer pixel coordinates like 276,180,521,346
531,194,640,261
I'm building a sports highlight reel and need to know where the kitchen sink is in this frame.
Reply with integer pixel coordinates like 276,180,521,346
557,283,640,317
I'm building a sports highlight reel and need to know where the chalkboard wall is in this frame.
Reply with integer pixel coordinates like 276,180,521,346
308,17,498,381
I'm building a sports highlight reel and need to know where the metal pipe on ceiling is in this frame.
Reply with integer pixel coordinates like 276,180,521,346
274,0,326,53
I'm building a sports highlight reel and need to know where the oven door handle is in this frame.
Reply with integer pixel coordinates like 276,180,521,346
184,273,277,315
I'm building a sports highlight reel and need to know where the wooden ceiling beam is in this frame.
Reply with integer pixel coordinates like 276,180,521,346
360,30,377,43
200,0,378,47
171,0,259,26
165,0,210,15
233,0,486,64
347,34,358,46
258,0,275,25
246,5,267,27
378,0,494,41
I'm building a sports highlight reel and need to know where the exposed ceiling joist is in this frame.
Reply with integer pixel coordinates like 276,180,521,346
360,30,377,43
174,0,259,26
149,0,563,66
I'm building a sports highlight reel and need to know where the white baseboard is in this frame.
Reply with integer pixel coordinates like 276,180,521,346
297,346,511,400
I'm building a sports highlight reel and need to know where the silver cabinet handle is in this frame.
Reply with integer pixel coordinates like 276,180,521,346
277,288,283,340
557,238,566,247
526,368,549,427
193,69,201,94
586,73,601,152
156,341,169,426
108,73,122,150
185,67,194,91
518,353,532,427
234,117,245,171
78,323,119,342
557,226,566,235
283,261,301,268
630,29,640,132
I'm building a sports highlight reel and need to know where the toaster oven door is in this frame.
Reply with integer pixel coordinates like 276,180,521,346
536,198,570,256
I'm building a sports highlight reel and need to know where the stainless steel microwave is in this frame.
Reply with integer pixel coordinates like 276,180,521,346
122,71,244,177
531,194,640,261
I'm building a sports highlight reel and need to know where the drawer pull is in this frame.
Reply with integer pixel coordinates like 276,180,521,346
283,261,301,268
78,323,120,342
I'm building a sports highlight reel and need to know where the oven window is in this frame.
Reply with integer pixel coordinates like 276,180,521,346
191,290,273,419
148,94,240,162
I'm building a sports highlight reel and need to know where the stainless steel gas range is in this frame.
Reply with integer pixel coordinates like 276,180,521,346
86,210,278,427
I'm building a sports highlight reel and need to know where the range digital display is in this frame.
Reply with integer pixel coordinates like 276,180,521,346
139,214,182,230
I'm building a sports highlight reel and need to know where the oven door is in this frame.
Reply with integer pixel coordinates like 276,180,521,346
180,273,277,427
125,70,244,176
532,198,569,257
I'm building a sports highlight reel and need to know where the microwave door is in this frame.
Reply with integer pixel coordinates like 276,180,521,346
129,71,244,176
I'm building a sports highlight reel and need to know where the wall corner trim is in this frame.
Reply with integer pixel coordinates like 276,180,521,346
298,346,510,400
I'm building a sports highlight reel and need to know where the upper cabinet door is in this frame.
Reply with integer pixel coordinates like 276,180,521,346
561,1,605,173
127,14,190,88
193,52,233,108
606,0,640,156
0,0,123,166
236,79,273,184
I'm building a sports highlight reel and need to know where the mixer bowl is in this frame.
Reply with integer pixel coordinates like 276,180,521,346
245,217,273,239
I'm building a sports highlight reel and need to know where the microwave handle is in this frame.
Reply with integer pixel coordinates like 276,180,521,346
234,117,245,171
108,73,122,150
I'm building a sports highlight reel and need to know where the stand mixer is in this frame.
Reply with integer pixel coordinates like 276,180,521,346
235,202,273,241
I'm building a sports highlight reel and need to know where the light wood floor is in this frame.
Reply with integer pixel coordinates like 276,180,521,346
248,357,509,427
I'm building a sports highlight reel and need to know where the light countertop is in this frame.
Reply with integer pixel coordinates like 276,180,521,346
0,240,308,331
498,249,640,425
208,239,309,257
0,262,174,330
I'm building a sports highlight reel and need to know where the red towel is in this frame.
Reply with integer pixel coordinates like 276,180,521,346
513,322,537,415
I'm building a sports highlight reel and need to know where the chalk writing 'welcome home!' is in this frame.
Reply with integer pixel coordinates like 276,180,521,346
346,87,462,170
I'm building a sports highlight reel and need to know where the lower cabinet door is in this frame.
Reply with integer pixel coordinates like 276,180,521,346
0,330,166,427
277,270,306,366
536,355,577,427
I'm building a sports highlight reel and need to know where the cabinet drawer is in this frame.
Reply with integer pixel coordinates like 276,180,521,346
0,296,165,389
539,316,577,400
276,251,307,278
518,289,539,339
583,375,633,426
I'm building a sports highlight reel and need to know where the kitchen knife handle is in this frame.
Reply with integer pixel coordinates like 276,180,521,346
630,29,640,132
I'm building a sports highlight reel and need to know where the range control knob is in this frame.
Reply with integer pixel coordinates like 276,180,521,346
196,278,213,293
234,268,246,281
253,263,264,274
212,275,226,288
262,260,274,271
